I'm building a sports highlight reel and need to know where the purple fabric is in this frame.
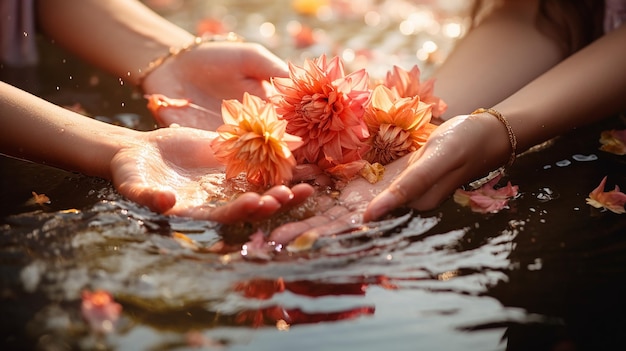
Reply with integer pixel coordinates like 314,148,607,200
1,0,38,65
605,0,626,32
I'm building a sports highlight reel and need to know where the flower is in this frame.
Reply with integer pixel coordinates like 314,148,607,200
599,129,626,155
363,85,436,165
240,229,279,261
586,176,626,214
81,290,122,334
211,93,303,187
383,65,447,118
145,93,191,115
272,54,370,169
453,174,519,213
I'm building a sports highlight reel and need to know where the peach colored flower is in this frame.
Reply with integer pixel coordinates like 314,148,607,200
586,176,626,214
272,54,370,169
363,85,436,165
145,93,191,115
81,290,122,334
211,93,303,187
383,65,447,118
453,174,519,213
599,129,626,155
324,159,385,183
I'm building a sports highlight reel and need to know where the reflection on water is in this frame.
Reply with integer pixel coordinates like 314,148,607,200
2,1,626,350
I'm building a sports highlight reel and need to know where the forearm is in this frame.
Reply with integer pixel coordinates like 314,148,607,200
495,25,626,152
36,0,194,86
432,0,564,119
0,82,137,179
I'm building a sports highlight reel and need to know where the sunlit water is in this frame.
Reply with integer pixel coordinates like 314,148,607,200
2,1,626,350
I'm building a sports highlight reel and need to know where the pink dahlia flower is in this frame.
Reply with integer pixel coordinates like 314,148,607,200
363,85,436,165
383,65,447,118
210,93,303,188
272,54,371,169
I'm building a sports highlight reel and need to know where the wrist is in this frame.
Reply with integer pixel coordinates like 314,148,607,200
465,111,516,172
138,32,244,91
470,108,517,168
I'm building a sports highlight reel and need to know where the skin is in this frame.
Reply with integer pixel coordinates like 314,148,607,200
270,0,626,244
36,0,289,130
0,82,313,224
3,0,308,223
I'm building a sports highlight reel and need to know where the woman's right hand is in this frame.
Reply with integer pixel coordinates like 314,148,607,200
269,114,511,244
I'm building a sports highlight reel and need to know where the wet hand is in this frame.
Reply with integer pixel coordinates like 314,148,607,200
270,114,509,244
141,41,289,131
110,126,313,223
364,114,510,221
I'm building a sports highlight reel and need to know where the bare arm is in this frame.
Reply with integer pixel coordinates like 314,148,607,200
36,0,195,86
433,0,565,119
360,22,626,221
0,81,135,179
496,23,626,152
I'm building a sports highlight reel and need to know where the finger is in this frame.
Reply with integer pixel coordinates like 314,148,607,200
242,46,289,80
270,205,350,244
205,192,276,224
281,183,315,208
406,166,468,211
363,150,457,222
120,183,177,214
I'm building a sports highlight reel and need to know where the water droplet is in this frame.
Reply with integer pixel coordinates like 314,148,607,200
555,159,571,167
543,165,552,169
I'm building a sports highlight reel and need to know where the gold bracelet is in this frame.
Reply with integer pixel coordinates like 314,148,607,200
471,107,517,167
137,32,243,87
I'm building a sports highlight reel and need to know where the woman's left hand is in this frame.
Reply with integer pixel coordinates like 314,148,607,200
142,40,289,131
111,126,313,223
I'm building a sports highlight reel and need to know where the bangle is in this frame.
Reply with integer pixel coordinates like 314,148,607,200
137,32,243,87
471,107,517,167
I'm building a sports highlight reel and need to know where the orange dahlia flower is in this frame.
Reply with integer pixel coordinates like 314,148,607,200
272,54,370,169
363,85,436,165
383,65,447,118
210,93,303,188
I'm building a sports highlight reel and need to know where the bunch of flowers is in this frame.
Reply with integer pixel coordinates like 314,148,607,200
210,54,445,188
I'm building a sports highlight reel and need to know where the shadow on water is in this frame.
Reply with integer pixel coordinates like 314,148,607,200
2,2,626,351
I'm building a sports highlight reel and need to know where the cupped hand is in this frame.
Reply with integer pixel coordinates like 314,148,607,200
142,40,289,131
110,126,313,223
270,114,510,244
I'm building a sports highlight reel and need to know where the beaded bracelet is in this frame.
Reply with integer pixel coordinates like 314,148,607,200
471,107,517,167
137,32,243,87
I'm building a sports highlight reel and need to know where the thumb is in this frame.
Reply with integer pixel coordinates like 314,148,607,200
243,49,289,80
119,183,177,213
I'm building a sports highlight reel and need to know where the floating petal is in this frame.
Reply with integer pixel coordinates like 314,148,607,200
586,176,626,214
453,174,519,213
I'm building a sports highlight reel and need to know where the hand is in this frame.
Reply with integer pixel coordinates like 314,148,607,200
142,40,289,131
110,125,314,223
270,114,510,244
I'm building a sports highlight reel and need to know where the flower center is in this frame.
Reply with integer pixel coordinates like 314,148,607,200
370,124,415,164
